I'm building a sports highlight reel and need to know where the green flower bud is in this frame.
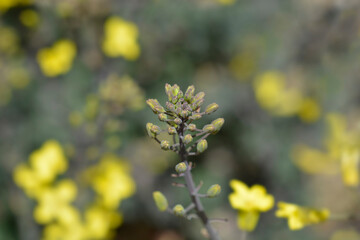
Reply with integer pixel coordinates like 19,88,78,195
175,162,187,173
189,113,202,121
202,124,215,133
168,126,177,135
171,84,180,97
173,204,185,217
187,124,196,131
192,92,205,103
191,98,204,111
207,184,221,198
146,123,155,138
146,99,165,113
165,83,172,100
197,139,208,153
211,118,224,133
179,110,190,118
178,90,184,99
150,124,161,135
184,134,193,144
158,113,167,121
160,140,170,150
153,191,168,212
205,103,219,114
184,85,195,102
174,118,182,125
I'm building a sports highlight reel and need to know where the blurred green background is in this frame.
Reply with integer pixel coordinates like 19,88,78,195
1,0,360,239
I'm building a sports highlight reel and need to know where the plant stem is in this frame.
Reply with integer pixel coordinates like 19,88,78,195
178,123,220,240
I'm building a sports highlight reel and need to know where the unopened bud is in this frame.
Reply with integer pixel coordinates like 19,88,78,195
185,85,195,102
150,125,161,135
173,204,185,217
197,139,208,153
158,113,167,121
160,140,170,150
191,98,204,111
202,124,215,133
211,118,224,133
187,124,196,131
192,92,205,103
174,118,182,125
175,162,187,173
184,134,193,144
179,110,190,118
166,102,176,112
146,99,165,113
146,123,155,138
165,83,172,100
168,126,177,135
153,191,168,212
178,90,184,99
207,184,221,198
190,113,202,121
205,103,219,114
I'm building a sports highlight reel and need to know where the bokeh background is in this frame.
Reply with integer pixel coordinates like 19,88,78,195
2,0,360,239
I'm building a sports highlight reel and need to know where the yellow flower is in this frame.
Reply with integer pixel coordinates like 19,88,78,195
298,97,321,123
292,113,360,186
0,27,19,55
84,154,136,209
0,0,32,13
99,74,145,112
341,149,359,186
229,180,274,231
217,0,235,5
102,16,140,60
275,202,330,230
20,9,39,28
37,39,76,77
253,71,303,117
13,140,68,197
84,205,122,239
33,179,79,224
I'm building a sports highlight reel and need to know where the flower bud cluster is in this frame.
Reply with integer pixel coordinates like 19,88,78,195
145,83,224,155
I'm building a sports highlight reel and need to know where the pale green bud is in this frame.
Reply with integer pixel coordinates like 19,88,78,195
202,124,215,133
166,102,176,112
171,84,180,97
146,123,155,138
168,126,177,135
160,140,170,150
146,99,165,114
179,110,190,118
187,124,196,131
165,83,172,100
197,139,208,153
205,103,219,114
191,98,204,111
207,184,221,198
153,191,168,212
175,162,187,173
174,118,182,125
158,113,167,121
184,85,195,102
184,134,193,144
211,118,224,133
189,113,202,121
150,125,161,135
173,204,185,217
178,90,184,99
192,92,205,103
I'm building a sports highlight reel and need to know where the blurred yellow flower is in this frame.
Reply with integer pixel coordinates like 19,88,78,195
331,229,360,240
293,113,360,186
100,74,145,112
275,202,330,230
14,140,68,197
102,16,140,60
20,9,39,28
8,67,30,89
229,52,256,80
33,179,79,224
0,27,19,55
85,154,136,209
37,39,76,77
229,179,274,231
0,0,32,12
298,97,321,123
254,71,321,122
254,71,302,116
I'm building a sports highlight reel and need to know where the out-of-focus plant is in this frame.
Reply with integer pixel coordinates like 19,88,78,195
293,113,360,186
146,84,225,240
